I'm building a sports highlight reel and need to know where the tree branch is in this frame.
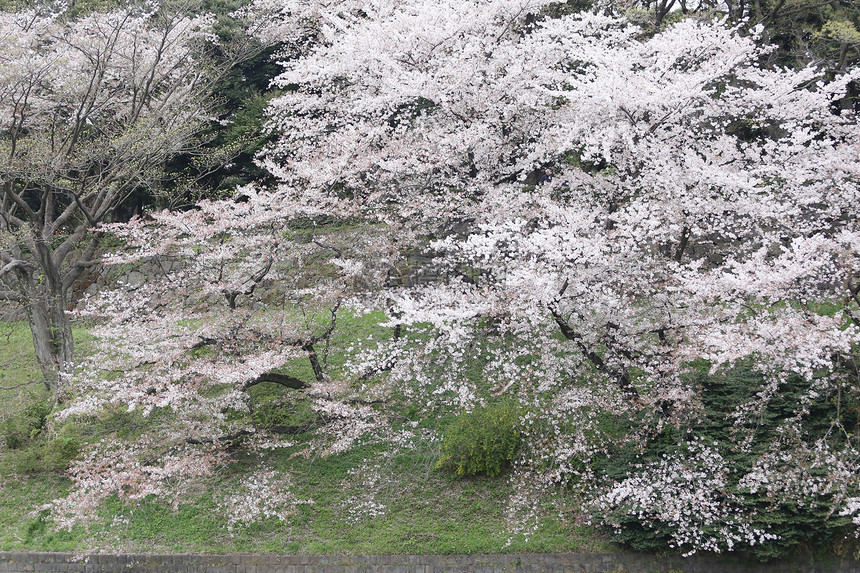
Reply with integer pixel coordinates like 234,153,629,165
224,257,274,309
240,372,310,391
0,290,27,302
0,259,33,278
549,280,639,399
0,379,42,391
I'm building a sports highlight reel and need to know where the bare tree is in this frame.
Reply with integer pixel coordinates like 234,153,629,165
0,3,252,394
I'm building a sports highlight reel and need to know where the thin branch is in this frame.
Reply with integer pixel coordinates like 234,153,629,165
0,379,42,391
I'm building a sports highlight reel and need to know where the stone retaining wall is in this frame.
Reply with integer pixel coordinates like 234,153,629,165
0,552,857,573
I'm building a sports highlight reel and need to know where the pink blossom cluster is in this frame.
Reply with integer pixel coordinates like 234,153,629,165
222,469,313,531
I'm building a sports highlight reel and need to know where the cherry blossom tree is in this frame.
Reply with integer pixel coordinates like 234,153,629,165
0,3,251,393
250,0,860,554
50,184,399,527
49,0,860,555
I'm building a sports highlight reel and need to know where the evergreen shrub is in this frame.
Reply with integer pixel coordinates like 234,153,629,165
598,363,858,560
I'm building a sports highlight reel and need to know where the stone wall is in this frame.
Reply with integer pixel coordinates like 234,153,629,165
0,552,858,573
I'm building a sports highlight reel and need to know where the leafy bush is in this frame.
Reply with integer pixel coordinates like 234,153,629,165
0,389,83,475
3,401,51,450
437,401,522,477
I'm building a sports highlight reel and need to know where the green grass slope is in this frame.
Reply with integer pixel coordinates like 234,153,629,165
0,320,609,555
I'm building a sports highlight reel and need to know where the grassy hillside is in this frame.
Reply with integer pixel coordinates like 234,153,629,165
0,320,610,555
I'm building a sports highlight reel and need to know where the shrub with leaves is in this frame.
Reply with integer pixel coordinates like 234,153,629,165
3,401,51,450
1,393,81,475
437,401,522,477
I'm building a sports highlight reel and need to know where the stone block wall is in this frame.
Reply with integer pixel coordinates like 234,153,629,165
0,553,858,573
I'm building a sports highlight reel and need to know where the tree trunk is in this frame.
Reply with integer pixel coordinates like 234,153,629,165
26,286,74,395
654,0,676,27
16,247,75,396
